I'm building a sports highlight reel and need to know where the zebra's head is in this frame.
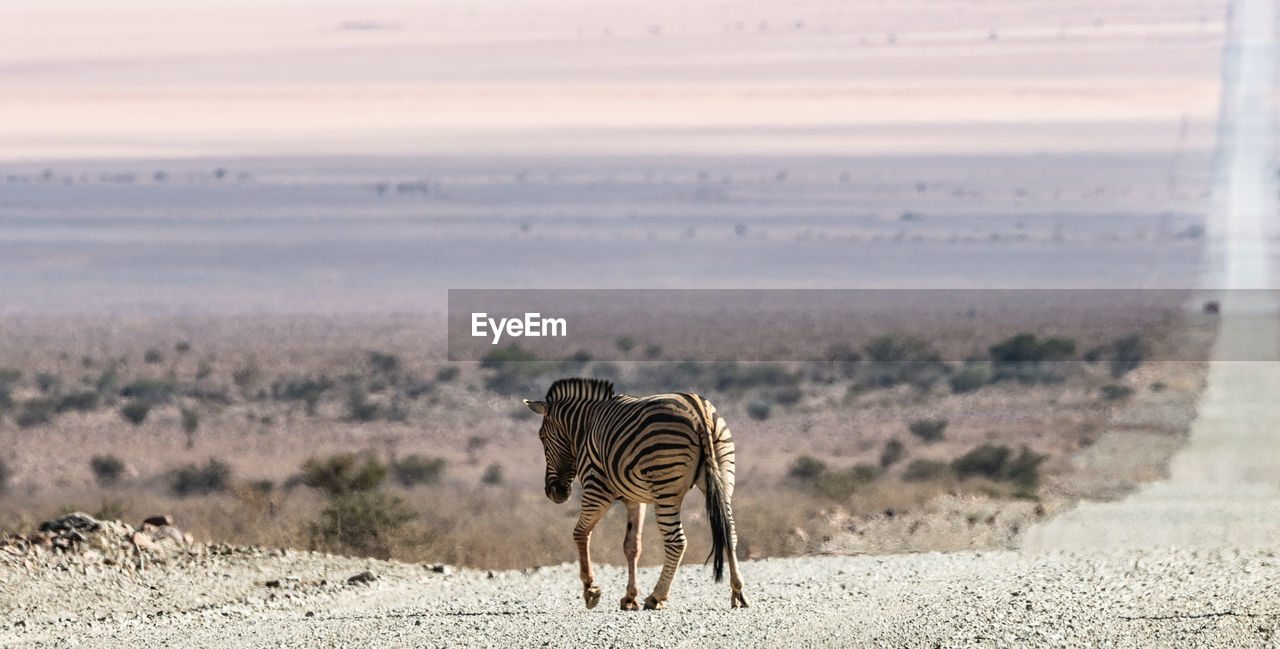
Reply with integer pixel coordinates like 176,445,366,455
525,378,615,504
524,398,573,503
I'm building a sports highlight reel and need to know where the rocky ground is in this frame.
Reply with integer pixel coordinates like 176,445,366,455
4,530,1280,648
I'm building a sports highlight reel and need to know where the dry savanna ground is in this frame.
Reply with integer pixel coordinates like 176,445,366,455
0,304,1212,570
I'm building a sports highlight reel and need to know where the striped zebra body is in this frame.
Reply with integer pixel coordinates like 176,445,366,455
525,378,748,610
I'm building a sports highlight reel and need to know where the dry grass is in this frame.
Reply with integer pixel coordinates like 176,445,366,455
0,310,1211,569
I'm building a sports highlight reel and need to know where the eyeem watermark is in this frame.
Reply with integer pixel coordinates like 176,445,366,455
471,312,567,344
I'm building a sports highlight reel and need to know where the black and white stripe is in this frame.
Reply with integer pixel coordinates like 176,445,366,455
525,378,747,610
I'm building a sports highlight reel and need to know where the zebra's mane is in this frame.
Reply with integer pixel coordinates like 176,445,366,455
545,378,615,403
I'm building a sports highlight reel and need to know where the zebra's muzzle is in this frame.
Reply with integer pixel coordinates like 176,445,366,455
546,482,570,504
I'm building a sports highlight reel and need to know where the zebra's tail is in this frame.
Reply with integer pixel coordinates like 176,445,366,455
701,410,733,584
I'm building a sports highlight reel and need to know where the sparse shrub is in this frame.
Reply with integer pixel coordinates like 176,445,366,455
909,418,948,443
392,455,446,486
951,444,1010,480
480,346,546,395
92,499,127,521
616,335,637,355
301,453,388,497
144,348,165,364
119,401,151,425
56,391,99,413
644,344,663,360
773,386,803,406
949,444,1046,490
247,479,274,496
174,341,191,354
309,490,414,557
0,368,21,384
1002,447,1047,489
35,372,61,395
196,359,214,380
90,455,126,487
169,458,233,497
232,360,260,389
181,407,200,433
346,387,382,422
988,333,1077,384
747,400,772,421
857,335,948,390
1109,334,1145,378
880,439,906,468
119,377,175,404
96,371,119,394
1101,384,1134,401
789,455,827,481
435,367,459,382
902,459,949,482
0,458,9,493
824,342,861,378
481,463,504,485
949,365,990,393
368,351,401,375
17,398,58,428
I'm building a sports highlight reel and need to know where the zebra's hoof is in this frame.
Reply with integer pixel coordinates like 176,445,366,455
732,591,750,608
620,596,640,611
643,595,664,610
584,586,602,609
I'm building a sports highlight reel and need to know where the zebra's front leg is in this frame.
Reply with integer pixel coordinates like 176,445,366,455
620,501,645,610
644,497,687,610
573,494,610,609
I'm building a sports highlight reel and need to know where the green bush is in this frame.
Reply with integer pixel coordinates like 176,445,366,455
181,407,200,433
879,439,906,468
301,453,388,496
856,336,949,390
346,387,382,422
773,386,803,406
119,401,151,425
272,375,333,403
949,365,990,393
988,334,1077,384
480,346,546,395
17,398,58,428
789,455,827,481
1100,384,1134,401
393,455,446,486
908,418,948,443
951,444,1010,479
950,444,1046,490
902,459,949,482
1109,334,1144,378
746,400,773,421
57,391,99,413
169,458,233,497
368,351,401,375
309,490,414,558
90,455,126,487
481,463,504,486
120,377,175,404
35,372,61,394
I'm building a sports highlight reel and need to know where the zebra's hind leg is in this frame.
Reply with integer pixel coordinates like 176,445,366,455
574,495,610,609
619,501,645,610
644,497,687,610
727,519,748,608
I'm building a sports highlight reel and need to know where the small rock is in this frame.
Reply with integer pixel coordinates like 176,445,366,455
347,570,378,585
142,515,174,528
428,563,451,575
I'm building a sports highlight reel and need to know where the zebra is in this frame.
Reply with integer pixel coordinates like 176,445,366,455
523,377,749,610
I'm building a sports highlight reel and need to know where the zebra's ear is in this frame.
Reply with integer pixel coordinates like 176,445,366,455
523,399,547,416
